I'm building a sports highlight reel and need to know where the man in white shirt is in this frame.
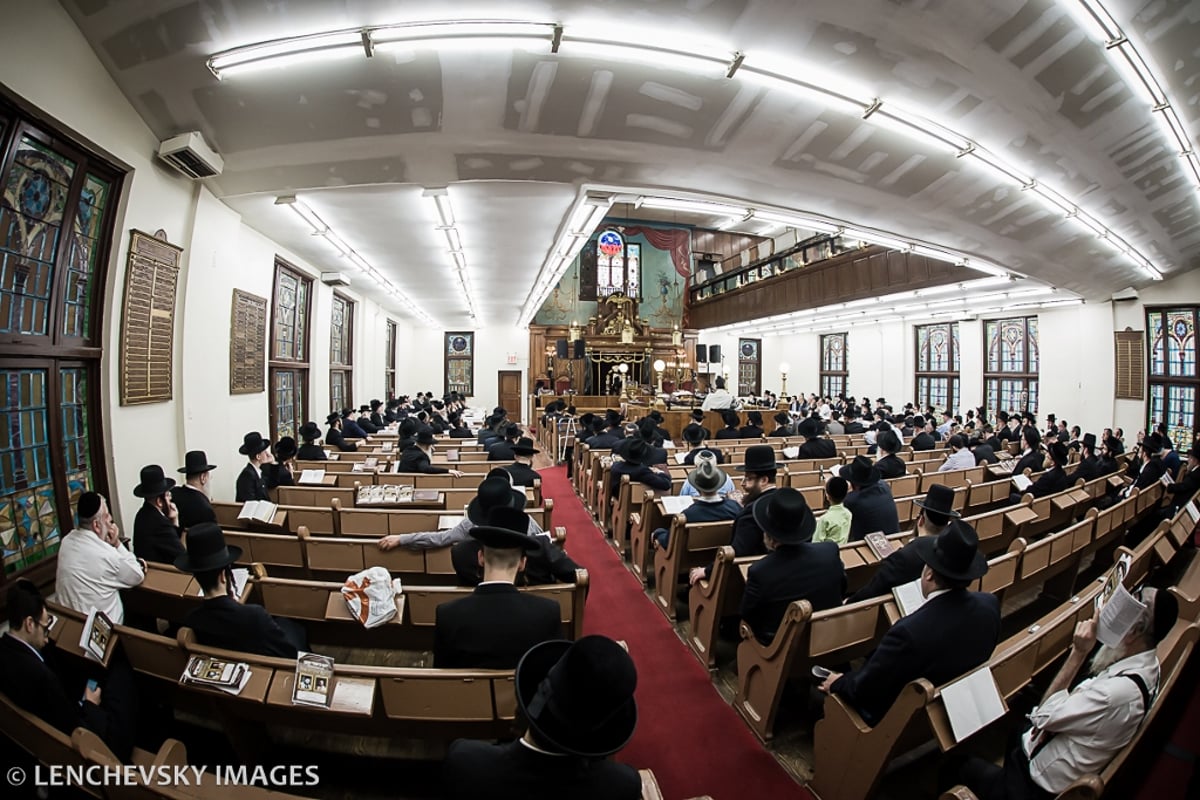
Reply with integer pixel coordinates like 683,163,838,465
938,434,977,472
701,376,734,411
55,492,144,625
944,586,1177,799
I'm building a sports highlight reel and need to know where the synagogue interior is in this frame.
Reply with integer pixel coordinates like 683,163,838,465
1,1,1199,799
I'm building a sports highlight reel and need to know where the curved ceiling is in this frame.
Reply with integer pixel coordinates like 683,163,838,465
60,0,1200,326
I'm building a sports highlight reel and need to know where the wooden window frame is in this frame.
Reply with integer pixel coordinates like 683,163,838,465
385,319,397,400
914,322,961,413
983,316,1039,418
820,333,849,399
1146,306,1199,450
268,259,311,440
329,291,354,413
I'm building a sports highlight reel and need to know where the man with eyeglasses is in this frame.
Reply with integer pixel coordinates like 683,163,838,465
0,580,135,759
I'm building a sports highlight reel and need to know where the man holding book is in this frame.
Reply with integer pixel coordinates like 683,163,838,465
56,491,144,625
176,523,305,658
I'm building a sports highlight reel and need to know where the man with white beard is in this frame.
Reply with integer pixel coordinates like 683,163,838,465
944,587,1178,799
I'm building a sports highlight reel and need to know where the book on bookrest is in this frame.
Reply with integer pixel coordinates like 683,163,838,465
438,515,466,530
412,489,440,502
660,496,694,515
446,449,460,462
941,666,1007,743
298,469,326,484
292,652,335,708
1186,501,1199,524
238,500,278,523
782,446,800,459
180,655,252,696
1010,473,1032,492
80,609,113,662
863,532,897,560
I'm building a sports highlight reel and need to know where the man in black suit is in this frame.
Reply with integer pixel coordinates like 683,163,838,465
586,411,625,450
173,451,217,530
1127,432,1170,491
446,412,474,438
770,411,795,438
444,636,641,799
264,436,297,490
1026,442,1071,498
397,430,466,476
739,410,765,439
488,424,521,461
689,445,778,586
841,456,900,542
739,488,845,643
132,464,185,565
326,412,365,452
681,422,723,464
235,431,273,502
296,421,327,460
341,408,369,439
504,437,542,487
844,410,866,435
608,437,672,500
368,399,386,429
1163,445,1200,516
822,520,1000,726
1011,427,1046,478
797,415,837,459
910,416,936,451
1067,433,1101,482
714,409,743,440
0,581,137,759
969,435,999,466
874,430,907,479
434,523,561,669
177,523,304,658
450,505,581,587
846,484,959,603
689,408,711,440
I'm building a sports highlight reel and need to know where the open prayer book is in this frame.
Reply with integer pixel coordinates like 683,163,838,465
1011,473,1032,492
438,515,466,530
298,469,326,484
1186,501,1199,525
782,446,800,459
80,609,113,662
197,568,249,599
1094,554,1143,648
892,578,928,617
660,496,694,515
940,666,1007,743
180,655,252,696
674,451,689,465
238,500,278,523
292,652,335,707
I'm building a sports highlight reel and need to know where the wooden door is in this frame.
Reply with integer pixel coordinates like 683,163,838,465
498,370,523,423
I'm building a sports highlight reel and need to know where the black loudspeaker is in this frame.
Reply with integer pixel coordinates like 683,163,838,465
696,344,708,363
556,339,568,359
709,344,722,362
573,339,586,359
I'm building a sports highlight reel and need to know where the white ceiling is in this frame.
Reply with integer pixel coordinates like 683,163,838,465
59,0,1200,328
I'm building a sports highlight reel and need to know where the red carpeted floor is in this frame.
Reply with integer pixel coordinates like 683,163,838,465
540,465,813,800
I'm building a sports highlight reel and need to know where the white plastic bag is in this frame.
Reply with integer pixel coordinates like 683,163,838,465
341,567,400,628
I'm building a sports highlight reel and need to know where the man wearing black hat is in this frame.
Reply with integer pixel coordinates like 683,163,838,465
874,430,907,479
1023,442,1070,499
841,455,900,542
910,416,936,451
1066,433,1101,482
173,451,217,530
368,399,385,429
178,524,304,657
378,476,534,551
325,413,360,452
739,410,765,439
446,412,474,439
355,405,379,435
235,431,274,502
689,445,779,586
844,409,866,435
1165,445,1200,509
505,438,542,487
945,586,1177,800
739,488,845,643
451,505,581,588
297,422,327,460
821,520,1000,725
1012,427,1046,478
770,411,795,438
797,415,837,459
608,437,672,501
341,408,369,439
847,484,961,603
434,521,562,669
586,411,626,451
1127,432,1169,491
56,492,144,624
681,423,723,464
443,635,641,799
690,408,711,440
715,409,742,441
132,465,185,565
397,430,465,476
488,424,522,462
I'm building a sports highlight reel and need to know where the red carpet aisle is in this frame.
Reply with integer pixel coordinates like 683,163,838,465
540,465,813,800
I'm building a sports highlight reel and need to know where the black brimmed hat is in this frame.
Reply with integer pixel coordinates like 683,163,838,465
299,422,321,442
416,430,436,446
913,519,988,582
326,412,342,425
469,524,541,553
238,431,271,456
516,636,637,758
467,477,527,524
177,451,216,476
913,483,960,519
274,436,297,461
622,437,651,465
174,522,242,573
735,444,781,473
839,455,881,486
512,437,540,456
682,423,706,445
133,464,175,498
751,487,816,544
798,416,823,439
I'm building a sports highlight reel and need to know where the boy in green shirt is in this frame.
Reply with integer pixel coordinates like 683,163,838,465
813,476,852,545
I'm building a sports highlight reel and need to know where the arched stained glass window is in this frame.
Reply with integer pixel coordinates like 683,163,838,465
820,333,848,398
915,323,960,413
593,230,641,300
984,317,1038,420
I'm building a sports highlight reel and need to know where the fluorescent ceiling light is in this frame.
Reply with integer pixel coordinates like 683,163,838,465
560,37,731,76
753,210,841,234
372,19,552,44
443,227,463,253
736,59,870,113
637,196,748,216
1154,106,1194,156
1108,40,1168,109
1027,183,1077,217
842,229,910,251
961,146,1032,186
208,30,364,78
867,103,971,153
1062,0,1121,42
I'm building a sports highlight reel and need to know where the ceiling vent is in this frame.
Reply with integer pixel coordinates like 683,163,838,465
321,272,351,287
157,132,223,179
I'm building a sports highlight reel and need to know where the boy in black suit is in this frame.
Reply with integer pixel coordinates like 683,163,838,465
234,431,273,502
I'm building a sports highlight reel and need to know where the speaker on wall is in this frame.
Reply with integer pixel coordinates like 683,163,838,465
556,339,568,359
709,344,722,362
573,339,586,359
696,345,708,363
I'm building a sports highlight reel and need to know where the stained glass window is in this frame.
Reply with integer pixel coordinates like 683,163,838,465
329,293,353,413
385,319,397,399
63,173,109,339
445,332,475,396
820,333,848,398
1147,308,1199,450
60,366,92,497
984,317,1038,419
0,369,59,575
737,338,761,396
594,231,641,301
270,261,311,440
915,323,960,413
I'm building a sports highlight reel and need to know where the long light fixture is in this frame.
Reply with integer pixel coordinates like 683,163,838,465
422,187,479,322
274,195,436,325
1060,0,1200,192
218,16,1174,283
518,192,615,328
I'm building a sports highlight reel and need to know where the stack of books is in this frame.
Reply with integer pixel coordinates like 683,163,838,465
180,655,252,696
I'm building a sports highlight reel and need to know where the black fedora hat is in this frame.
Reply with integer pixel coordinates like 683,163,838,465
1082,432,1097,451
622,437,650,465
515,636,637,758
468,503,541,554
467,477,527,524
274,436,297,461
913,519,988,582
133,464,175,498
798,416,823,439
1048,442,1069,466
913,484,961,519
325,412,342,425
512,437,540,456
774,411,792,425
682,423,706,445
751,487,816,544
177,450,216,475
238,431,271,456
735,444,781,472
299,421,321,442
174,522,242,573
839,455,881,486
416,430,437,446
370,399,382,409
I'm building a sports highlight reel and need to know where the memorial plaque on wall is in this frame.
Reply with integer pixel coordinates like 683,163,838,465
119,230,182,405
230,289,267,394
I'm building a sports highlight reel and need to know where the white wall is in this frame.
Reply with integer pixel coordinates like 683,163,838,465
407,326,531,420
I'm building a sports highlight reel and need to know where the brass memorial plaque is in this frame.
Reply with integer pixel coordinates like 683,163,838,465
230,289,267,394
119,230,181,405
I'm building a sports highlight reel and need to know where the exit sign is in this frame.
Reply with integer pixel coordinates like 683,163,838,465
506,353,518,365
